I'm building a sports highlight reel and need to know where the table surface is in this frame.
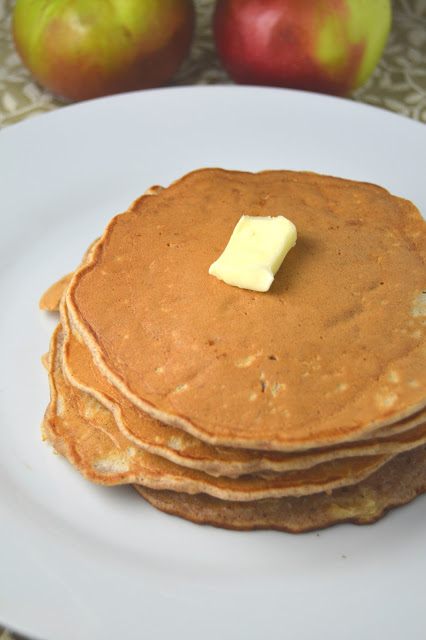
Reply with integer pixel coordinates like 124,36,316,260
0,0,425,638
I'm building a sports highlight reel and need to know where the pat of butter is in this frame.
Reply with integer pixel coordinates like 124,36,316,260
209,215,297,292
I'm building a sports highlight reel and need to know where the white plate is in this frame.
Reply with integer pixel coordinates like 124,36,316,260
1,86,425,640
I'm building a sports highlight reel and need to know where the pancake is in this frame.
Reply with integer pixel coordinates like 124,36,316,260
66,169,426,450
40,168,426,532
45,323,426,532
135,444,426,532
44,325,399,500
61,300,426,477
44,324,426,529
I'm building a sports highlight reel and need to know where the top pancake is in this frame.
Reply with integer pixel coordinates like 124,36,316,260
66,169,426,450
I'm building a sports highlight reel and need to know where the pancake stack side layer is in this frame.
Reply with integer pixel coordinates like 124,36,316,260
40,169,426,533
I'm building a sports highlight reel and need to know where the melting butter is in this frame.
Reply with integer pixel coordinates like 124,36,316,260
209,215,297,292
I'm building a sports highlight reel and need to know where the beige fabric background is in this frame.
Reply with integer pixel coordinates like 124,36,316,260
0,0,425,638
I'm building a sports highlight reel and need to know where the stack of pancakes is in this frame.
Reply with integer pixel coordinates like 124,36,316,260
40,169,426,532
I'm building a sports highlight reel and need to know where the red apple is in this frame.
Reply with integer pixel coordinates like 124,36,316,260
213,0,392,96
13,0,195,102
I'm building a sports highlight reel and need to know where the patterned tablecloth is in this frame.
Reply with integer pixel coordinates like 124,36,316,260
0,0,425,638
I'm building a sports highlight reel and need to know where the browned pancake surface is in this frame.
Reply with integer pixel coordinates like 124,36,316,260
136,445,426,533
44,326,398,500
62,300,426,476
43,326,426,531
67,169,426,449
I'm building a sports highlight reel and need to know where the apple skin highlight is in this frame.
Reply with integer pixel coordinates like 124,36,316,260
214,0,392,96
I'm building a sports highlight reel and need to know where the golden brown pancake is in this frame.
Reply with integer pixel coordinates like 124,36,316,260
45,323,426,532
40,168,426,532
66,169,426,450
44,325,400,500
59,296,426,477
44,324,426,530
135,444,426,532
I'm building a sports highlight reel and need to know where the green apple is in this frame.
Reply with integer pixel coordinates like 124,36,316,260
13,0,195,101
213,0,392,96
